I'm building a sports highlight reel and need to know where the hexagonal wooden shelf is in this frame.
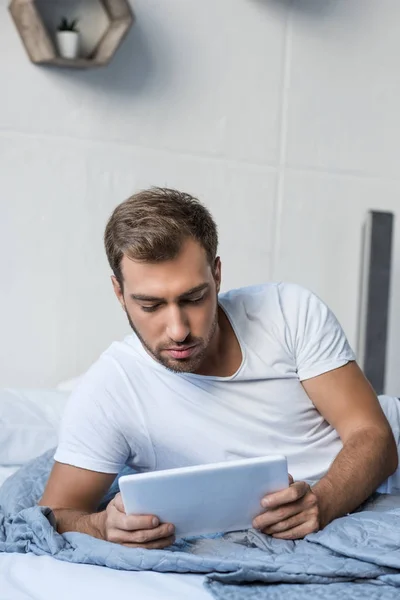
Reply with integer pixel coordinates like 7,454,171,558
9,0,134,68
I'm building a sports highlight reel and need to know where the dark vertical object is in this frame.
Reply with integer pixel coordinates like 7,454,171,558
357,211,394,394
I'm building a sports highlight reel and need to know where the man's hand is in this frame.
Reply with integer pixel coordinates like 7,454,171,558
252,475,321,540
103,494,175,549
101,493,175,549
39,463,175,548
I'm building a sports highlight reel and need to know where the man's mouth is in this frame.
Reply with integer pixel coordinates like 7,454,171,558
164,344,198,359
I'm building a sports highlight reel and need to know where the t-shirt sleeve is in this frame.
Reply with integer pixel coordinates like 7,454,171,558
54,359,131,474
277,282,356,381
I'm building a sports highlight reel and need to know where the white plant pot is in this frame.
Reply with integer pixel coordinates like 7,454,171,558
56,31,79,60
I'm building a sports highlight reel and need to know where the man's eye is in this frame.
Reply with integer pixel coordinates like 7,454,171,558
141,305,160,313
186,296,205,304
141,296,205,312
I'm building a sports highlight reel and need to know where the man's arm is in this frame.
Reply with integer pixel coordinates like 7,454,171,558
39,462,117,536
39,462,175,548
253,361,398,539
307,361,398,527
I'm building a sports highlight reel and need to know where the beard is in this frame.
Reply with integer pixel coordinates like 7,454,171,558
125,309,218,374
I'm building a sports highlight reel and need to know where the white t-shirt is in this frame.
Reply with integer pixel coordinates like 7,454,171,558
54,281,400,482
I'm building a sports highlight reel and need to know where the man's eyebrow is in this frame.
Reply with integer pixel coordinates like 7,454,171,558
130,283,210,303
179,283,210,298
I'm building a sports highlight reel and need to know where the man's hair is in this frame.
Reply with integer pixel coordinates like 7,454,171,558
104,187,219,287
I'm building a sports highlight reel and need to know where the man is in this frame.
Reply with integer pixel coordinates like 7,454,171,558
39,187,399,550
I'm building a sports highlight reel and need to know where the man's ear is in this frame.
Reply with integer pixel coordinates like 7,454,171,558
111,276,126,311
214,257,221,294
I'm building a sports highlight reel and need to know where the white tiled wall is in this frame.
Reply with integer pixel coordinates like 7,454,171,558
0,0,399,393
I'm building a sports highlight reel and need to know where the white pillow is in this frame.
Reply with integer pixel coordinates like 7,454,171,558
56,375,83,392
0,389,70,465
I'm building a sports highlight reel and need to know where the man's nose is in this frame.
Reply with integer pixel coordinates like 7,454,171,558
166,306,190,343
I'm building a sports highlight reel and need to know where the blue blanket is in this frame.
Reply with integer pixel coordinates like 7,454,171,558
1,450,400,600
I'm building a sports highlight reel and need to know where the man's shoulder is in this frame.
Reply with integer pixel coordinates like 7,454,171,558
103,333,144,362
220,281,312,308
71,334,147,395
219,282,320,340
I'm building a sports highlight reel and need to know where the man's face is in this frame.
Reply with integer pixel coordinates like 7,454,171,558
112,238,221,373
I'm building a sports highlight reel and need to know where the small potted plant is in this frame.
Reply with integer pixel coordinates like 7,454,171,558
56,17,80,60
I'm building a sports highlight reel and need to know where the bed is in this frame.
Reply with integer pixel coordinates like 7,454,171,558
0,211,397,599
0,554,208,600
0,390,210,599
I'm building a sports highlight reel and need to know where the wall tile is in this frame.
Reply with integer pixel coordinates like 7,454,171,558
286,0,400,179
1,0,288,165
0,134,276,386
274,169,400,394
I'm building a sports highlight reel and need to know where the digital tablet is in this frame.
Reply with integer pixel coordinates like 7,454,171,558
119,455,288,538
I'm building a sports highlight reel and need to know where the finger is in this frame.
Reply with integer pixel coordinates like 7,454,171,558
113,493,126,513
112,494,160,530
288,473,294,485
109,505,163,531
127,523,175,544
122,535,176,550
108,523,174,545
271,518,319,540
261,481,310,510
254,488,316,529
253,503,304,530
263,510,310,535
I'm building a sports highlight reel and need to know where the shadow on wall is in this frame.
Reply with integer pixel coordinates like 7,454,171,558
36,0,358,97
251,0,362,21
43,16,172,99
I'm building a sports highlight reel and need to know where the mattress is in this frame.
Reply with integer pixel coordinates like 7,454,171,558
0,554,209,600
0,466,209,600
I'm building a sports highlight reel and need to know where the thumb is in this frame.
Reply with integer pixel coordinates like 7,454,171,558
113,492,126,513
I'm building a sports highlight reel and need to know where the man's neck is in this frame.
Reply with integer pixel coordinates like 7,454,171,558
194,306,242,377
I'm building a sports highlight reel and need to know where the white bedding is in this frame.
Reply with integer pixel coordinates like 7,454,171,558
0,554,208,600
0,386,211,599
0,465,209,599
